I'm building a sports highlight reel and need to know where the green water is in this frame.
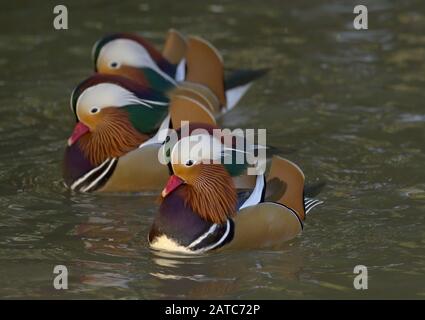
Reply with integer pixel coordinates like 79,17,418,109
0,0,424,299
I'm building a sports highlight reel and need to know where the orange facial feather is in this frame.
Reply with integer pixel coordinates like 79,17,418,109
78,107,148,166
183,164,237,224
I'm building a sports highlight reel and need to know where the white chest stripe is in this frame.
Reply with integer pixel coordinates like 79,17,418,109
239,174,265,210
81,158,117,192
70,158,111,191
175,59,186,82
187,224,218,249
191,220,231,254
139,115,170,149
184,175,264,253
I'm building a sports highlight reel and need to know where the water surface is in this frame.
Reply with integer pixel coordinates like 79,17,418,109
0,0,424,299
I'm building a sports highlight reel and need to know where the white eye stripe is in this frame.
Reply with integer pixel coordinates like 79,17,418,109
76,83,156,112
99,39,153,68
171,134,223,165
140,99,169,106
126,97,154,109
98,38,177,85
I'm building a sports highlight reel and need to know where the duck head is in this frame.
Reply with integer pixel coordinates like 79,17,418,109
161,132,238,224
92,33,177,91
67,74,169,166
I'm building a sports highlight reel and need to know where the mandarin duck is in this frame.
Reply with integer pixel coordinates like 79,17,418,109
63,74,258,193
92,30,268,112
63,74,170,192
148,129,323,254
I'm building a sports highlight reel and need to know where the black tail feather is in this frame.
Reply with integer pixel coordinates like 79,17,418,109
224,68,269,90
304,181,326,198
303,181,326,215
266,145,298,157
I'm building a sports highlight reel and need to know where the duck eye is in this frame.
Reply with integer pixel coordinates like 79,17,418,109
185,159,194,167
110,62,119,68
90,107,99,114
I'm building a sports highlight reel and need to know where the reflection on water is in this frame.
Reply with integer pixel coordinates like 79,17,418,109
0,0,424,298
